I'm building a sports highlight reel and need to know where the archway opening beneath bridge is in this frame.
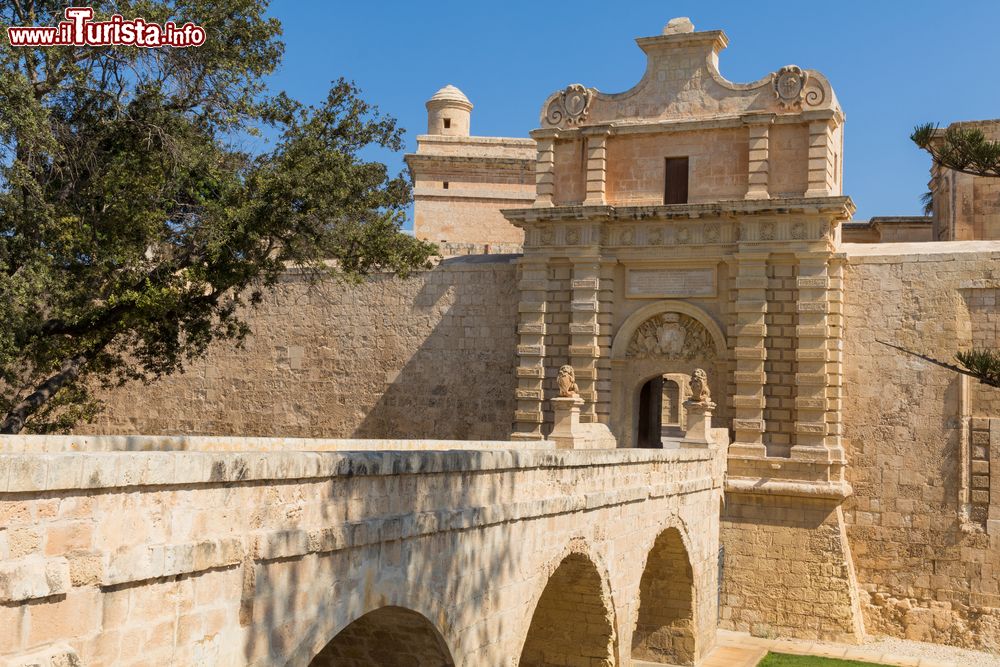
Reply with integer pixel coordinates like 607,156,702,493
519,552,616,667
308,605,454,666
632,527,696,665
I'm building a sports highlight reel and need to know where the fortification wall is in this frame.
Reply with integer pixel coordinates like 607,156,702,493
68,236,1000,652
719,241,1000,649
76,256,521,440
842,242,1000,649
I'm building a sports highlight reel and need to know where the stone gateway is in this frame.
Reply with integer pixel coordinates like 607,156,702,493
2,16,1000,667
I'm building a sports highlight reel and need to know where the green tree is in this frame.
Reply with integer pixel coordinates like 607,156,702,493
0,1,436,433
912,122,1000,178
900,122,1000,387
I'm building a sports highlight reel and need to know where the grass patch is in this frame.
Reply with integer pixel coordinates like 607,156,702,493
758,653,893,667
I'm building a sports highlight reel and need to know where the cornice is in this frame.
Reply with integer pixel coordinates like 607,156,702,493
502,196,856,223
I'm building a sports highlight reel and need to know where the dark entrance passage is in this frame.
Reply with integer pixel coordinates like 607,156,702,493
637,376,663,448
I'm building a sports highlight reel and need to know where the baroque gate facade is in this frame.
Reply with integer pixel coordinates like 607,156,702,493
502,21,866,640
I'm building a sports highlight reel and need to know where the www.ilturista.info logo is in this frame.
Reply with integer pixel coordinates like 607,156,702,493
7,7,206,47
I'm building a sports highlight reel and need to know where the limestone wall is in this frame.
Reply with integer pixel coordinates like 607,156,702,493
721,494,863,642
841,241,1000,649
406,134,535,245
75,256,520,440
719,241,1000,648
930,121,1000,241
0,439,725,666
604,129,751,206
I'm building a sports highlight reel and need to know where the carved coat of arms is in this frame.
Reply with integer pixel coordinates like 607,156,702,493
626,313,716,360
773,65,808,109
545,84,594,127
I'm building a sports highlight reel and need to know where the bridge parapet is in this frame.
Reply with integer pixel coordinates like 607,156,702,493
0,436,726,666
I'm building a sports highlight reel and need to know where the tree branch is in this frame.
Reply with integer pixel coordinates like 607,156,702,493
0,353,88,434
876,339,1000,387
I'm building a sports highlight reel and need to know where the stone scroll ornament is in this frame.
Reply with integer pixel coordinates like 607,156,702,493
773,65,825,109
557,365,580,397
545,84,594,127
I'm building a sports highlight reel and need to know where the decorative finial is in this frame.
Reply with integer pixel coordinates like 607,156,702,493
663,17,695,35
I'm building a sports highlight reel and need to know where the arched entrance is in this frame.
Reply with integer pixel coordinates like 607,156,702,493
309,606,454,666
637,375,664,448
519,552,617,667
611,302,728,449
632,528,696,665
637,373,691,447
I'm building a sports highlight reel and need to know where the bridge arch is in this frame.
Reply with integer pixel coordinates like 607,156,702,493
631,526,697,665
519,544,618,667
307,605,454,666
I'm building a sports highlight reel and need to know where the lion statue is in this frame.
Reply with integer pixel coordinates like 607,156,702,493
689,368,712,405
557,365,580,397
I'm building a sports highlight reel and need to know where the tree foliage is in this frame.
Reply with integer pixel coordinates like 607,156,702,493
955,350,1000,388
912,122,1000,178
0,1,436,433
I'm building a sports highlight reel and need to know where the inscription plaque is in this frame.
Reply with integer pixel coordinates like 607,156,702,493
627,268,716,298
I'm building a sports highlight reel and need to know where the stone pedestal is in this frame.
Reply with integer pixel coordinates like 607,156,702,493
681,400,716,448
551,396,586,449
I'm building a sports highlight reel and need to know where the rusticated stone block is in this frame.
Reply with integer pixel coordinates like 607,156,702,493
0,557,69,603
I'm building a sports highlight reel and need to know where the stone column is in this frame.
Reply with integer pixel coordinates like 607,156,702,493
570,260,601,423
512,259,549,441
583,130,610,206
790,252,845,463
743,114,774,200
532,130,558,207
730,253,769,457
804,116,834,198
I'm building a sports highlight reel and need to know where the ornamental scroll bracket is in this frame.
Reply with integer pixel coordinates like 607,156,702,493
544,84,595,127
773,65,826,110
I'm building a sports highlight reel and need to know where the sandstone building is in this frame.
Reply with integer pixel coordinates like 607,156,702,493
405,85,535,249
926,120,1000,241
2,17,1000,667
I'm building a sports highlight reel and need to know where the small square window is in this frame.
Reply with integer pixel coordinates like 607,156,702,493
443,118,451,129
443,181,449,189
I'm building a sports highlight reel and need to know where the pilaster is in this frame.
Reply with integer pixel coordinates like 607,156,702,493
531,130,558,208
790,252,845,463
596,260,615,425
804,118,834,198
730,253,769,456
743,114,774,200
512,259,549,441
583,130,610,206
570,259,601,423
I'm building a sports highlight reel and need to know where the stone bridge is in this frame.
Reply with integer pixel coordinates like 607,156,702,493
0,435,725,667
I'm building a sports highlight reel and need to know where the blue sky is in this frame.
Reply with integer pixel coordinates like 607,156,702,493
266,1,1000,224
